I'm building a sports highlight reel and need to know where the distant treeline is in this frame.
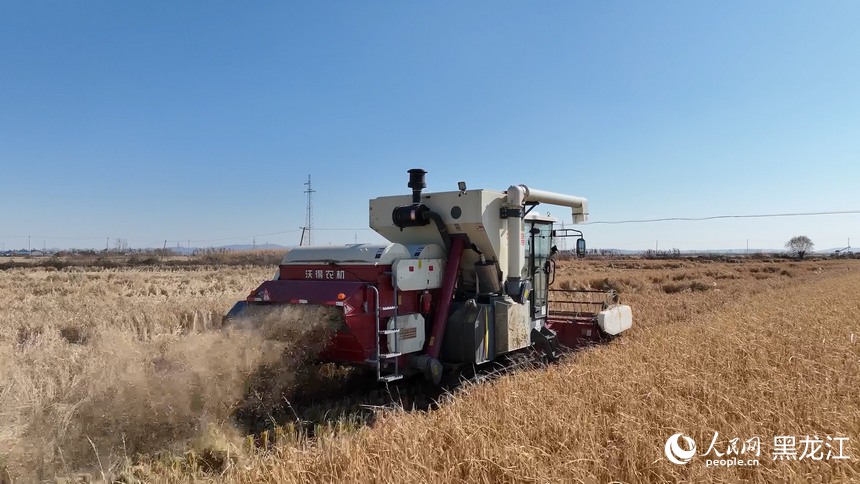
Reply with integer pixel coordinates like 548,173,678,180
0,248,287,271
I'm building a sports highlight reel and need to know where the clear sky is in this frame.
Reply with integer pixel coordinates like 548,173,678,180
1,1,858,252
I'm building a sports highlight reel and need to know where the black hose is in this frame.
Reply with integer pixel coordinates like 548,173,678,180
422,210,451,253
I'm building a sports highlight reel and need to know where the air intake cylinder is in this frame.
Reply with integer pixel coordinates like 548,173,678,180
393,168,431,228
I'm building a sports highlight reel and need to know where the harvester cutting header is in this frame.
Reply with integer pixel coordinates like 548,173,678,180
227,169,632,383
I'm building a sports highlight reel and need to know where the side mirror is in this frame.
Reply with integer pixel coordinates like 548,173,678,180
550,245,559,256
576,238,587,257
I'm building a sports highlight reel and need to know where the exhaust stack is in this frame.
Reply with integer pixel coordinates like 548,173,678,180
504,184,588,299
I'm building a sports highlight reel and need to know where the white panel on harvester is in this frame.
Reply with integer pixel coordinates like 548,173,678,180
387,313,426,354
392,258,446,291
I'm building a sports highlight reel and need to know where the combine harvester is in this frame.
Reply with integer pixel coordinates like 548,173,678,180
226,169,632,384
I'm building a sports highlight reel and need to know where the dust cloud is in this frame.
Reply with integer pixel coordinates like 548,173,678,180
6,305,339,480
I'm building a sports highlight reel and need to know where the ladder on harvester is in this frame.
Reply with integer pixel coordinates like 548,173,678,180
367,285,403,382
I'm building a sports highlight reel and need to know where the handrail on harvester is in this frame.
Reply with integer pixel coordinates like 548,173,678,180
366,284,382,380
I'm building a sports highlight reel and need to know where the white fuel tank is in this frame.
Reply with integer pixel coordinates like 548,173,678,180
598,304,633,335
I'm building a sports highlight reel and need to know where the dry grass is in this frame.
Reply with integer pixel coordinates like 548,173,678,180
0,266,337,481
1,259,858,482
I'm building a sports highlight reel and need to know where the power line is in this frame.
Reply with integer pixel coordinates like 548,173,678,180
0,227,376,243
585,210,860,225
186,229,303,243
4,210,857,245
314,228,373,231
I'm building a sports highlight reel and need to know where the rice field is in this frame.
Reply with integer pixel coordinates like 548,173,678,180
1,257,858,482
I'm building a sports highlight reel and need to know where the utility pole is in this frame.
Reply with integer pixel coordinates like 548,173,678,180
28,235,31,253
354,233,358,244
303,175,315,246
746,239,749,254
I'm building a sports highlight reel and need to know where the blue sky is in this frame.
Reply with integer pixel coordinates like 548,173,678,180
1,1,858,251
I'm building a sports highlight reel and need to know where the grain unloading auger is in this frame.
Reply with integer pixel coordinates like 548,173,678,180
225,169,632,384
